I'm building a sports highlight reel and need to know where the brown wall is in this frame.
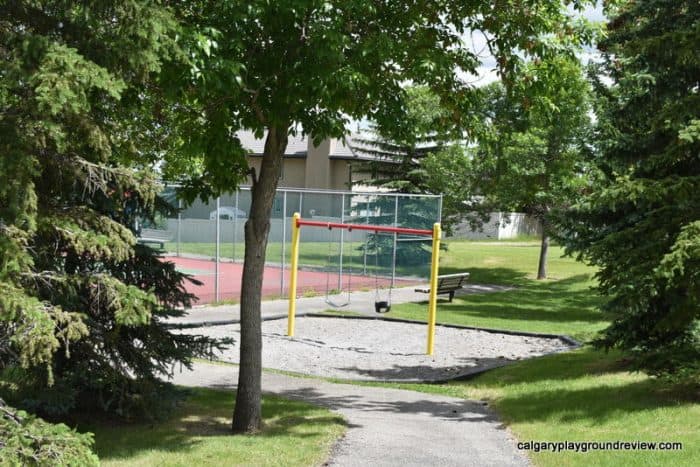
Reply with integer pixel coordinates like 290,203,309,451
330,160,351,190
280,159,306,187
246,157,307,188
348,162,374,187
246,138,357,191
305,139,332,189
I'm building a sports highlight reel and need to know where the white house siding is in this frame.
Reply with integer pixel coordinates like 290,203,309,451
448,212,541,240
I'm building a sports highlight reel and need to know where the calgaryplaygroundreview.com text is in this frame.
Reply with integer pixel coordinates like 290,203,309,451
517,440,683,453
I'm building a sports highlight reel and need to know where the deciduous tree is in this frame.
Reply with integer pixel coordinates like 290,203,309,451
172,0,595,433
471,56,593,278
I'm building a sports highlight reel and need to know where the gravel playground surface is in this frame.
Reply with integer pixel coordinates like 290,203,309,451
182,316,574,382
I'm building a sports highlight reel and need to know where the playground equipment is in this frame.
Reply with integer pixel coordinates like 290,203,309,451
324,225,353,308
325,224,391,312
372,232,392,313
287,213,442,355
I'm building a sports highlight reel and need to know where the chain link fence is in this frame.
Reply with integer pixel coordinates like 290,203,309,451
144,185,441,304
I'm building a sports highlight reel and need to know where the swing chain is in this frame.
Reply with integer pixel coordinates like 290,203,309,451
374,231,392,313
325,225,353,307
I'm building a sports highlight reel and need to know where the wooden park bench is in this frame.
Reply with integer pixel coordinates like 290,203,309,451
414,272,470,302
137,228,172,249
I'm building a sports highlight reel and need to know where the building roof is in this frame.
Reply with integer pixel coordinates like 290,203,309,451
237,130,308,158
237,129,440,162
328,137,356,159
237,129,370,160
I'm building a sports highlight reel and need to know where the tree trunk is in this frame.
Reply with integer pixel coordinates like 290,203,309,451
232,125,288,433
537,220,549,280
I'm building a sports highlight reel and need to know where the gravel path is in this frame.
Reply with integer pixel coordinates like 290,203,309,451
171,362,530,466
181,316,572,382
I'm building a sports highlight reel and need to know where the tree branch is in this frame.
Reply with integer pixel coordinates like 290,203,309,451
0,398,24,425
248,166,257,186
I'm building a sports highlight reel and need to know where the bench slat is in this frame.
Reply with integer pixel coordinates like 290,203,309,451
414,272,469,302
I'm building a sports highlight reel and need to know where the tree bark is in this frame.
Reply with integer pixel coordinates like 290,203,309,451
232,125,288,433
537,220,549,280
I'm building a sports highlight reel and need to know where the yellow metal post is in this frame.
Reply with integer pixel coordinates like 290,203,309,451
427,222,441,355
287,213,301,337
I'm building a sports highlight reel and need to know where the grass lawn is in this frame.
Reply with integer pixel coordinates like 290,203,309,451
462,349,699,467
362,240,699,467
163,241,431,277
387,241,607,342
82,388,345,466
380,349,699,467
155,239,697,466
163,241,382,267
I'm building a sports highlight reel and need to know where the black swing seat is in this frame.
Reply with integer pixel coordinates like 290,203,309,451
374,300,391,313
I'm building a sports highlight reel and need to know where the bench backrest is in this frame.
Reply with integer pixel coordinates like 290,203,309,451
436,273,469,289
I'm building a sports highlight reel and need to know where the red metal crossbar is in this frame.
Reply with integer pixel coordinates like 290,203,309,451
296,218,433,236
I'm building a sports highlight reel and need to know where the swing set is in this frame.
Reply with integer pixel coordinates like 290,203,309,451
287,213,442,355
321,221,392,311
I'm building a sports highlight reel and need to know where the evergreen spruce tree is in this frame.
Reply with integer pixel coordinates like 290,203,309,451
0,397,99,465
352,86,448,193
351,86,472,236
349,87,451,266
559,0,700,376
0,2,226,459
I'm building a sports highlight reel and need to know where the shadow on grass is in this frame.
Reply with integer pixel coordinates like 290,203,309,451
81,388,347,462
393,273,607,343
448,275,605,323
437,266,530,286
440,347,699,424
269,367,695,431
450,347,625,386
492,376,699,425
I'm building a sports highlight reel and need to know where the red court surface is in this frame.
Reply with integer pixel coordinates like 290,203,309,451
165,256,417,305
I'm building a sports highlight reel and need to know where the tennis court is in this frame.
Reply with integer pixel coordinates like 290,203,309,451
167,255,414,305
